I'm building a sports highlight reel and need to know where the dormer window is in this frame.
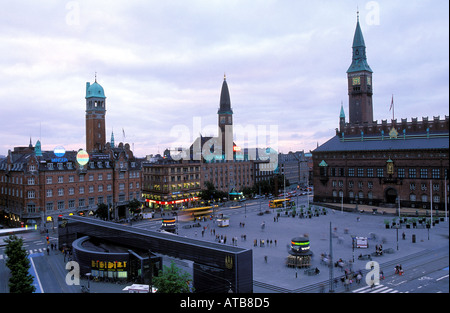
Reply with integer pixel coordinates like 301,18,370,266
48,163,54,170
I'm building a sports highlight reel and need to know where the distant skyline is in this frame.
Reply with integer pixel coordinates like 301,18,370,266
0,1,448,158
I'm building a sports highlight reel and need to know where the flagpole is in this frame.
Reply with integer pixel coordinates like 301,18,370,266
392,94,394,121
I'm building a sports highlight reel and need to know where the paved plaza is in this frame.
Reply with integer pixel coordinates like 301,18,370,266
2,199,447,293
175,201,449,293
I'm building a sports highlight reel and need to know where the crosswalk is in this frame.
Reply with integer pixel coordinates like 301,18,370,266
0,248,46,260
352,284,406,293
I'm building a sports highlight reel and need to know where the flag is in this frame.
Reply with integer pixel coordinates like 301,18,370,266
389,94,394,111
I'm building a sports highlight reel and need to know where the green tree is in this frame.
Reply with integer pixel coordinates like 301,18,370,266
94,203,109,220
201,181,227,201
152,261,193,293
4,235,36,293
128,199,142,215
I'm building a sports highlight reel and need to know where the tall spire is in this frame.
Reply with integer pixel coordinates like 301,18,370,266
347,12,372,73
340,102,345,118
218,75,232,114
111,129,115,148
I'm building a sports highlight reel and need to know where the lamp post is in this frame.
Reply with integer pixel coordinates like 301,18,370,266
329,222,334,293
86,273,91,292
445,175,448,222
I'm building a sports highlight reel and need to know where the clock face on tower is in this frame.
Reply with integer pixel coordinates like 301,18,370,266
352,77,361,85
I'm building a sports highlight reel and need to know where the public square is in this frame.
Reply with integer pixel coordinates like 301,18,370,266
1,197,448,293
172,198,449,293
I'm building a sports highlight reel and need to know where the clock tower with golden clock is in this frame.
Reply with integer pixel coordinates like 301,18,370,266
347,13,373,125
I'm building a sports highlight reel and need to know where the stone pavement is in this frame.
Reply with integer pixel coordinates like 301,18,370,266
23,201,445,293
175,202,449,293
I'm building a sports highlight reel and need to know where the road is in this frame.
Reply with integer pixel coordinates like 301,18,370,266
351,244,449,294
131,195,312,232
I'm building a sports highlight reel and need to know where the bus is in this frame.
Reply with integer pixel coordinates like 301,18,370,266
269,198,294,209
178,206,215,222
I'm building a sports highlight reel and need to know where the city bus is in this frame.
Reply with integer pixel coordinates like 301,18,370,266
178,206,215,222
269,198,294,209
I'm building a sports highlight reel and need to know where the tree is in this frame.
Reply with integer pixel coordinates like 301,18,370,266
4,235,36,293
152,261,194,293
201,181,227,201
94,203,109,220
128,199,142,215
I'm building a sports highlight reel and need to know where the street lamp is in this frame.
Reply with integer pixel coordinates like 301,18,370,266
86,273,91,291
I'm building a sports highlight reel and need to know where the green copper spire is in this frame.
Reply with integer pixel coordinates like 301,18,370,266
347,13,373,73
111,130,115,148
340,103,345,118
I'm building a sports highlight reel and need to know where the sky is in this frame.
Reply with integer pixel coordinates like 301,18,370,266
0,0,448,158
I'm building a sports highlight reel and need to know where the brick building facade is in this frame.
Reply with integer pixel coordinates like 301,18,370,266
312,16,450,210
0,79,142,228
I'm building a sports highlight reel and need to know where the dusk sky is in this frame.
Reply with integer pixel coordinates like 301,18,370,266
0,1,448,158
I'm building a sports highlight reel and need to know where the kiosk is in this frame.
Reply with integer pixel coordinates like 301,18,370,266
286,236,313,268
217,215,230,227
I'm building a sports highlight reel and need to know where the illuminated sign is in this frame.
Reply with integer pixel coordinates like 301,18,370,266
54,146,66,157
51,157,68,163
233,146,241,152
146,197,199,205
91,260,127,271
162,219,176,228
76,150,89,166
291,239,310,252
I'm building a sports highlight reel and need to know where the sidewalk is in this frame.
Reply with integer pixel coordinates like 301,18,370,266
318,201,448,217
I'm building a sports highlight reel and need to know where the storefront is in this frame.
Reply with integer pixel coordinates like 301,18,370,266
72,236,161,284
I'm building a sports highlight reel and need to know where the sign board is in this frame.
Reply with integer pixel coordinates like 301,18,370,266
76,150,89,166
355,237,368,248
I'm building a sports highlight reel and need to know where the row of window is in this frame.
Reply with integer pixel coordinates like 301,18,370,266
143,166,200,174
145,182,200,191
331,180,447,192
1,171,140,185
331,189,442,203
144,174,200,182
325,167,444,179
1,182,140,199
25,191,142,213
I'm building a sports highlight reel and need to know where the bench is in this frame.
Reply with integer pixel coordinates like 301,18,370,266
358,254,372,261
384,248,395,254
304,268,320,276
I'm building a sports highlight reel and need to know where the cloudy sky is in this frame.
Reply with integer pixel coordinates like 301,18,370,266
0,0,448,158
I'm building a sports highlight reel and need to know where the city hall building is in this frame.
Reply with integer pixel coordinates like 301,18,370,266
312,15,449,210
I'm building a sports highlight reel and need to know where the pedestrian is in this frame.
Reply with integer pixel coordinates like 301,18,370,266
47,247,50,255
264,255,267,263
